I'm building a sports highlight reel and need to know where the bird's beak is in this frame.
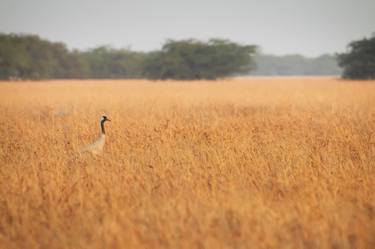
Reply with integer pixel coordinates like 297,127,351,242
107,119,111,122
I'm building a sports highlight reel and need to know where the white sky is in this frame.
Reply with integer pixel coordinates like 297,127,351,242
0,0,374,56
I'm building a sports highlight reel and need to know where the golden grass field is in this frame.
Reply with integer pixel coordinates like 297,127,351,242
0,77,374,249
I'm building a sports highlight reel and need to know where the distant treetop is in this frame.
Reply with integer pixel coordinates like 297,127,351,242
337,34,375,79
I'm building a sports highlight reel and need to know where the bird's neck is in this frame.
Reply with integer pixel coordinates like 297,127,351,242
100,120,106,135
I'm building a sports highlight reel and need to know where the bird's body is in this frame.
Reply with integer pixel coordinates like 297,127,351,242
79,116,110,156
81,133,106,155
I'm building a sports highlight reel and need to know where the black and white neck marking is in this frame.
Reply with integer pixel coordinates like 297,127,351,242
100,119,106,134
100,116,110,135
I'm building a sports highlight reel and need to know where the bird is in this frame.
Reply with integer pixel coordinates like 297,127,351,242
79,115,111,155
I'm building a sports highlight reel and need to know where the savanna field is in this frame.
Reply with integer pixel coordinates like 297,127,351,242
0,77,374,249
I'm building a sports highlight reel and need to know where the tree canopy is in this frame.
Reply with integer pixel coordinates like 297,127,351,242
143,39,257,80
80,46,146,79
337,35,375,79
0,34,84,79
0,34,256,80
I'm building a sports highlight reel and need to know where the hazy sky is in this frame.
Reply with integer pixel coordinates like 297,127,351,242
0,0,374,56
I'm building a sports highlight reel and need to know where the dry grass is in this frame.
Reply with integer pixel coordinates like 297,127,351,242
0,77,374,249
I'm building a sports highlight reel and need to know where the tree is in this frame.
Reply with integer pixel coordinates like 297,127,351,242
81,46,146,79
0,34,147,80
143,39,257,80
0,34,89,79
337,35,375,79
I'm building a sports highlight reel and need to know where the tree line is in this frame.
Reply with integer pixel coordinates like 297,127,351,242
1,33,374,80
0,34,256,80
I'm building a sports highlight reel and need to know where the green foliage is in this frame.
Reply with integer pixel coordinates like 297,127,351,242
0,34,147,80
0,34,86,79
0,34,256,80
337,35,375,79
143,39,257,80
81,46,146,79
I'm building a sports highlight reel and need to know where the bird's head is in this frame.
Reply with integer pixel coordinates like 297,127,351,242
101,116,111,123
